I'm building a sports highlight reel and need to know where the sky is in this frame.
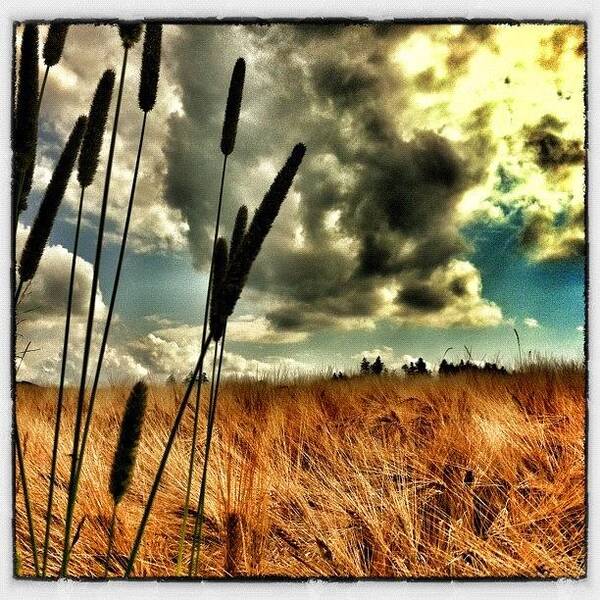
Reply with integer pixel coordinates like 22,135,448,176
14,22,586,384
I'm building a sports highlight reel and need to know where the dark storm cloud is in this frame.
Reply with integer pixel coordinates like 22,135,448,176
524,115,585,171
164,24,500,332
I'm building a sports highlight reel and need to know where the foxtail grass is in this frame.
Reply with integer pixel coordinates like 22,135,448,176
41,70,114,577
17,115,87,300
13,24,38,223
72,25,162,547
189,144,306,573
14,23,70,235
125,335,213,576
60,24,140,576
176,57,246,575
118,22,143,49
104,381,148,576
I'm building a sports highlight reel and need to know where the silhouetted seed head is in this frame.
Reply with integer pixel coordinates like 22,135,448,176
209,238,229,341
19,116,86,283
229,205,248,264
138,23,162,113
118,22,143,49
20,160,35,213
109,381,148,504
78,70,115,188
220,58,246,156
215,144,306,335
13,24,39,172
43,23,69,67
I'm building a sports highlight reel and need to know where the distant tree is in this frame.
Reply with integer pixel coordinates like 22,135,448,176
166,373,177,385
360,357,371,374
415,357,428,375
183,370,209,385
371,355,384,375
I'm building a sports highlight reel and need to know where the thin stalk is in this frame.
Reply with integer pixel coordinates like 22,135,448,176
15,279,23,303
188,341,219,575
41,185,85,576
38,65,49,119
176,154,228,574
60,46,129,577
72,111,148,495
103,503,118,577
190,327,227,576
124,335,212,577
14,414,39,576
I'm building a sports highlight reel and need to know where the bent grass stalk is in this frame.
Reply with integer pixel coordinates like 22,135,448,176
176,155,227,574
104,381,147,576
177,57,245,574
41,69,115,577
190,329,227,576
73,24,162,536
14,413,39,576
125,335,212,576
60,35,134,576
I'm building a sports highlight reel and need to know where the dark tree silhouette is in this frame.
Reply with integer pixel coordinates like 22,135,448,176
371,356,384,375
360,357,371,374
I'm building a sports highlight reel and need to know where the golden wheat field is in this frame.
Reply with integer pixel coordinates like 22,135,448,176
14,363,585,579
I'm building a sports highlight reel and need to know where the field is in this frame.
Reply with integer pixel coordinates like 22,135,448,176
14,363,586,579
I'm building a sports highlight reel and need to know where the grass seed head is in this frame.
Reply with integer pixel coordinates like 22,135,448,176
78,69,115,188
19,116,87,284
118,22,143,49
138,23,162,113
210,237,229,341
218,143,306,328
13,24,39,173
43,23,69,66
109,381,148,504
220,58,246,156
229,205,248,264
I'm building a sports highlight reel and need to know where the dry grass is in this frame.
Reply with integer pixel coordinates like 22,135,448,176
14,362,585,579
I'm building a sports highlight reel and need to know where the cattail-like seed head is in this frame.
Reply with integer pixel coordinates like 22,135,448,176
78,69,115,188
109,381,148,504
43,23,69,66
209,237,229,341
19,116,86,284
229,205,248,264
214,144,306,334
138,23,162,113
220,58,246,156
13,24,39,172
19,161,35,213
118,22,143,49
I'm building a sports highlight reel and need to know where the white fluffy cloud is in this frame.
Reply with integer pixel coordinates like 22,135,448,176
524,317,540,328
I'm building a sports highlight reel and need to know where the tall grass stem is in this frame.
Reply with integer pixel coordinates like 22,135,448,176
40,185,85,576
72,111,147,495
60,46,129,577
124,335,212,576
176,155,228,574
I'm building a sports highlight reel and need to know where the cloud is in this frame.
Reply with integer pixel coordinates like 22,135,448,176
576,325,584,332
18,24,188,254
163,23,508,337
524,317,540,328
